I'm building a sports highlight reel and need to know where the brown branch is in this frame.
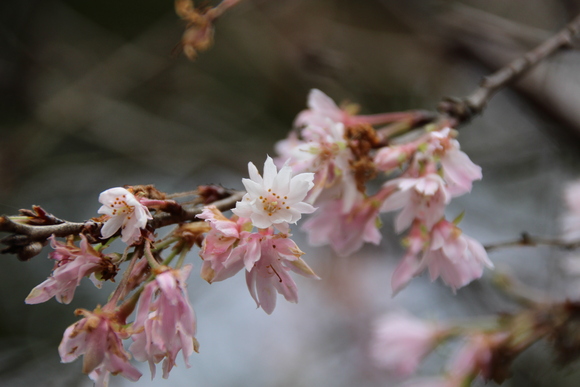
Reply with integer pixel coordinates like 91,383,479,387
151,190,244,228
0,190,245,260
484,232,580,252
438,12,580,125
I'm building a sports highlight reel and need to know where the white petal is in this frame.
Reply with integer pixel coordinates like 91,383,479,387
262,156,278,188
247,162,263,185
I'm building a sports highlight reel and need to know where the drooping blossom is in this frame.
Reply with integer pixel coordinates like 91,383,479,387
562,180,580,241
197,206,250,283
98,187,153,244
243,229,319,314
129,265,198,379
424,220,493,291
370,312,445,377
391,222,429,295
26,235,116,305
429,128,482,197
375,127,481,198
393,219,493,292
302,191,387,256
198,207,319,314
382,173,451,233
275,120,359,212
232,156,315,230
59,308,142,387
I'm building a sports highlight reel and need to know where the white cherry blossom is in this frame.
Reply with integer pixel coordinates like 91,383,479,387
98,187,152,244
233,156,315,229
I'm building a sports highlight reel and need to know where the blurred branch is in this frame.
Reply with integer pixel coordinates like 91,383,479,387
484,232,580,252
438,12,580,125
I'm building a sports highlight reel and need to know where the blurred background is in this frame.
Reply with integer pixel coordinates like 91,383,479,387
1,0,580,386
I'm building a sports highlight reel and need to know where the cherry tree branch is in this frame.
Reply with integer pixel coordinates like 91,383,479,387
0,189,244,260
484,232,580,252
438,12,580,125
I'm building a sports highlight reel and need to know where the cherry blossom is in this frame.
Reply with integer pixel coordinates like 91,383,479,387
98,187,153,244
129,265,198,379
246,230,319,314
374,143,417,173
392,220,492,292
391,222,429,295
382,174,451,233
197,206,250,283
370,312,444,376
59,308,142,386
232,156,315,230
275,120,359,213
425,128,482,196
302,192,385,256
26,235,116,305
423,220,493,291
294,88,351,128
198,207,319,314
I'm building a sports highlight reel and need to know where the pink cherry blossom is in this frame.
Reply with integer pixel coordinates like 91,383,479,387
391,223,429,295
98,187,153,244
374,143,417,173
232,156,315,229
129,265,198,379
199,210,319,314
302,193,384,256
391,220,492,293
370,312,444,376
59,308,142,386
294,89,350,128
421,220,493,292
244,229,319,314
428,128,482,197
26,235,116,305
275,121,359,213
197,206,249,283
382,174,451,233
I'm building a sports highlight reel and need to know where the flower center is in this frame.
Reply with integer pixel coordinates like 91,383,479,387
260,190,289,216
110,196,135,217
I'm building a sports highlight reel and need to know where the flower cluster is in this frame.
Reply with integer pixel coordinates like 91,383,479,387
198,157,319,314
24,156,319,386
22,89,496,387
370,312,514,387
56,265,198,387
275,89,492,292
129,265,199,379
59,307,142,386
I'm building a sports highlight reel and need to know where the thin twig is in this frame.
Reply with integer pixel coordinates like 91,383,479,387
0,190,245,259
484,232,580,252
439,12,580,125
